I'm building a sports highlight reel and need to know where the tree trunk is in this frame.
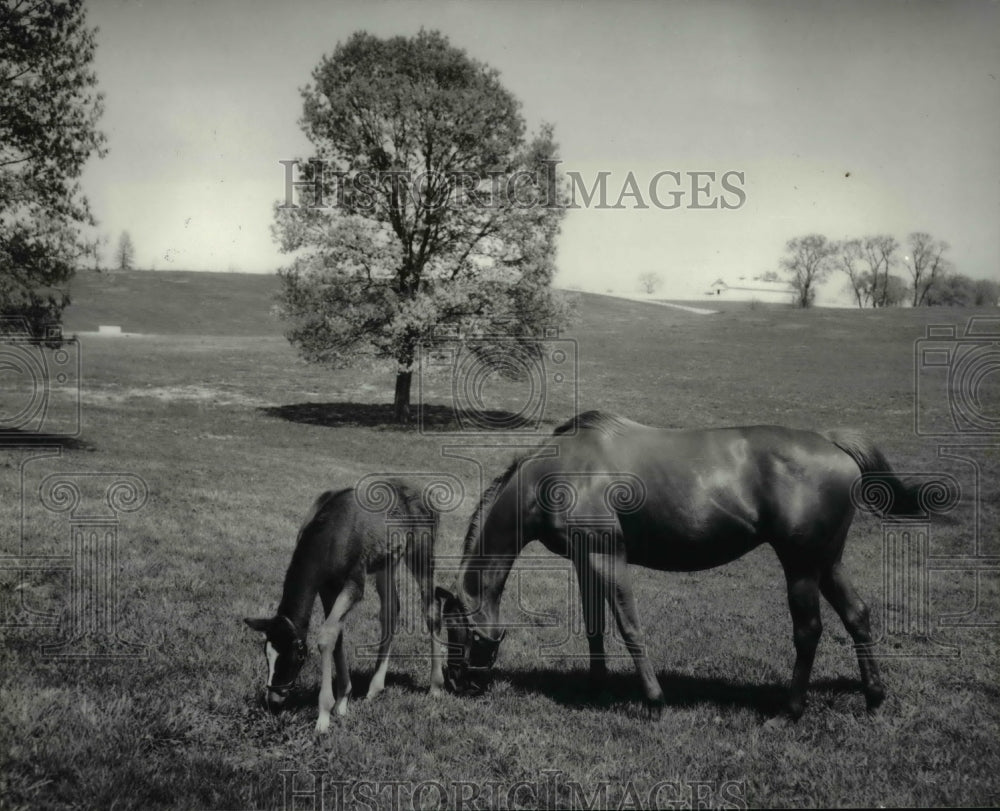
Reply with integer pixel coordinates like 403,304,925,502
393,369,413,423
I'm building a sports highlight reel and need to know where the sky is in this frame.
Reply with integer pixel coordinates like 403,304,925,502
80,0,1000,300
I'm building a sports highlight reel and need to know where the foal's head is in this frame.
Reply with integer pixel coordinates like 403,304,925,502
243,615,307,710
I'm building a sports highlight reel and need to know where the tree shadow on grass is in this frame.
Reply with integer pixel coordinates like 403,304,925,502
499,667,863,718
0,428,94,451
261,401,543,432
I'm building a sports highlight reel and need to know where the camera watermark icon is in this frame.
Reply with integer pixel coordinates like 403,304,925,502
0,317,81,437
914,316,1000,438
1,450,149,658
417,328,578,434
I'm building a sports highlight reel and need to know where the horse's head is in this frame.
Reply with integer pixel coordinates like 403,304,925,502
243,615,308,710
435,587,506,696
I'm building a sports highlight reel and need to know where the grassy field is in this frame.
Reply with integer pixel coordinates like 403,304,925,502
2,271,998,809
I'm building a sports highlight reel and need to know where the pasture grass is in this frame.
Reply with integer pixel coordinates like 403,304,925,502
2,275,998,808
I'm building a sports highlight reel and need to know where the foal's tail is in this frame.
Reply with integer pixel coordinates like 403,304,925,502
822,429,922,517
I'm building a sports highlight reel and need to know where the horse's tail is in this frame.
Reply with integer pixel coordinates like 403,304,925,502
822,429,922,517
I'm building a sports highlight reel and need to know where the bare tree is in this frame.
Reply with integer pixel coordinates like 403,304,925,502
834,239,869,308
905,232,951,306
637,271,663,295
116,231,135,270
780,234,836,308
860,235,901,308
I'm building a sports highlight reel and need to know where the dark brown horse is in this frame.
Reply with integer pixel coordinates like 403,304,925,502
245,478,445,732
436,411,927,719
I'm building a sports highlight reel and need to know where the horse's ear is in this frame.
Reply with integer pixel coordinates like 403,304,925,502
244,617,271,634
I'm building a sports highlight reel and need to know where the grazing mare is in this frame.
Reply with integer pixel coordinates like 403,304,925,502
437,411,929,719
245,479,444,732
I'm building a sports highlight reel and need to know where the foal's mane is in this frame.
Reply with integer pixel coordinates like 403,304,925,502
461,410,630,555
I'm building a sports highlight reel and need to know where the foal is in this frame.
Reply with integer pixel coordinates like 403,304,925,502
245,479,445,732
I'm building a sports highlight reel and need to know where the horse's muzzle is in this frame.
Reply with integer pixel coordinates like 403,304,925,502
263,681,295,711
444,664,490,696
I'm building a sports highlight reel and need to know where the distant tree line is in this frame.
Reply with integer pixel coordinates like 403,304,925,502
780,232,998,308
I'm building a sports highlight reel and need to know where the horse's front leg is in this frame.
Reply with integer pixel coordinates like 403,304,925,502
572,552,609,690
315,581,362,732
405,547,445,696
585,549,665,718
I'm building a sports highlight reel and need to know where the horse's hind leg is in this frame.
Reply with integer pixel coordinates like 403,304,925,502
782,570,822,720
366,563,399,700
820,562,885,711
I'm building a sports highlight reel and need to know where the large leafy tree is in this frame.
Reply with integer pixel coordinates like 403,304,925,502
0,0,106,338
274,30,570,422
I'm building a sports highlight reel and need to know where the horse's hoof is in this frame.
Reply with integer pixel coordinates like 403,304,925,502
785,700,805,722
365,687,384,701
315,716,331,734
865,686,886,712
429,685,445,698
763,715,790,732
643,698,665,721
334,700,350,717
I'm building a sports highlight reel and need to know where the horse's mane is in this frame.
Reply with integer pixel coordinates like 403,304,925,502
461,411,631,555
552,409,633,437
462,458,520,556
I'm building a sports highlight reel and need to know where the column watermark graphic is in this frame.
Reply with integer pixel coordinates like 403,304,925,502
873,316,1000,660
351,472,464,657
0,449,150,658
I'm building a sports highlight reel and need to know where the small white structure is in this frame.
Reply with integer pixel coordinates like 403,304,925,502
97,325,123,335
705,277,794,304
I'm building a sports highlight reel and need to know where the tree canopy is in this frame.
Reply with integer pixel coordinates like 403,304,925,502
273,30,571,421
0,0,106,337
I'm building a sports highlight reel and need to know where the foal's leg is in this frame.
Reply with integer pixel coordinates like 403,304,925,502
783,571,822,720
316,580,362,732
585,550,665,717
404,546,445,695
820,562,885,710
366,563,399,700
333,632,352,718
